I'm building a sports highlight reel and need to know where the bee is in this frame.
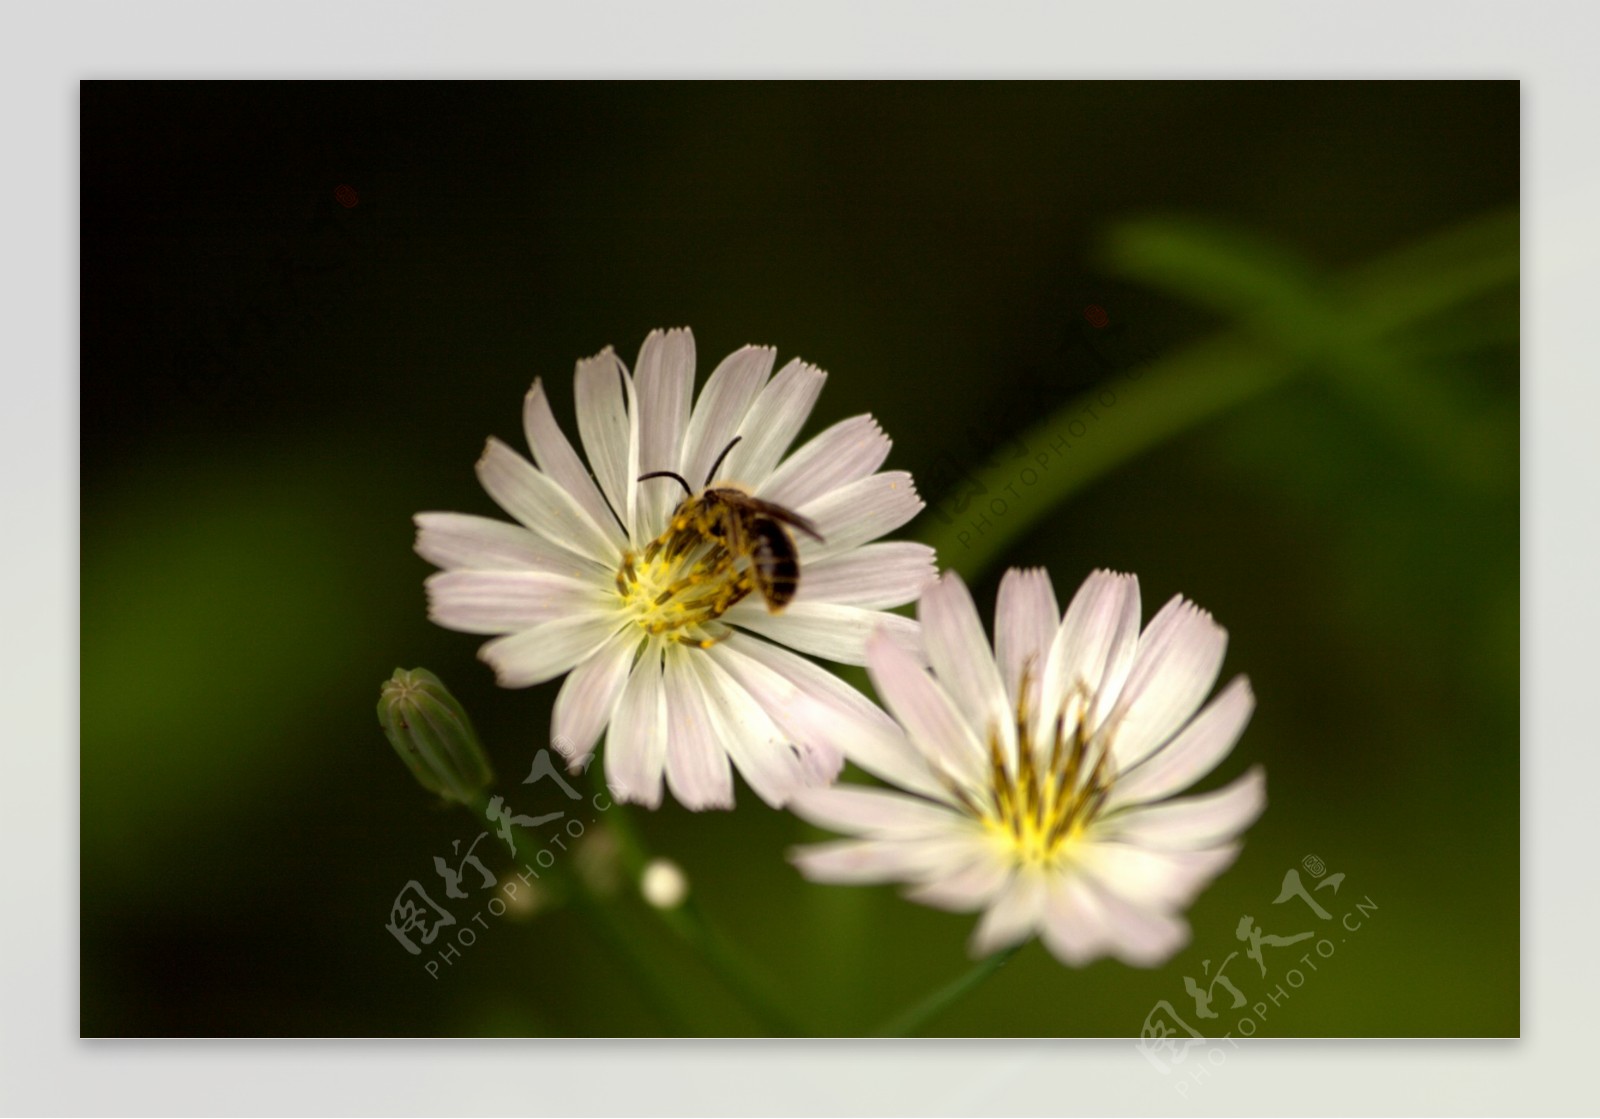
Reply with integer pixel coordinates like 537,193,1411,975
638,436,825,611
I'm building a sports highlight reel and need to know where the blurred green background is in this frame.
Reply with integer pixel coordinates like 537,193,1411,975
81,81,1518,1037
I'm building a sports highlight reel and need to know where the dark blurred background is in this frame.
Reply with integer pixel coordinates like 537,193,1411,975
81,81,1518,1037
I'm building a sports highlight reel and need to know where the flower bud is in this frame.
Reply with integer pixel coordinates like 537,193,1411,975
378,668,494,804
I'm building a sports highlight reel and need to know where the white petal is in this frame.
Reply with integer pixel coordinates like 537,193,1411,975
573,346,638,541
1108,677,1256,808
866,625,987,791
426,570,607,635
522,378,628,551
551,627,642,769
792,542,937,610
1039,870,1190,968
790,833,978,885
1105,595,1228,770
1077,840,1240,912
994,567,1060,714
606,651,668,808
920,572,1011,758
1038,570,1140,745
680,345,774,489
707,634,942,801
685,651,811,808
477,613,623,688
1096,894,1189,968
634,328,697,539
1105,766,1266,850
797,472,923,561
1039,874,1115,967
759,414,891,510
787,784,962,838
902,851,1013,912
413,512,570,573
662,646,734,810
970,869,1048,957
728,601,920,667
476,438,620,567
725,358,826,488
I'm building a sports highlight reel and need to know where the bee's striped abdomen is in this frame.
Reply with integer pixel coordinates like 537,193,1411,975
750,520,800,610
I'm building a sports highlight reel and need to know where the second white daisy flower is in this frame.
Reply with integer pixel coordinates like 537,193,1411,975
417,328,935,811
789,568,1264,968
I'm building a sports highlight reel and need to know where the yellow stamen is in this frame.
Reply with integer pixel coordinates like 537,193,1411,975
615,517,752,646
977,668,1114,867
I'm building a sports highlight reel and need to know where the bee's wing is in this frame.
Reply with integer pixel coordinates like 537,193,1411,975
739,497,825,543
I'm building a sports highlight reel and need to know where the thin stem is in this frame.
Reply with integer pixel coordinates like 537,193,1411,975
466,793,696,1034
603,795,813,1036
871,944,1024,1038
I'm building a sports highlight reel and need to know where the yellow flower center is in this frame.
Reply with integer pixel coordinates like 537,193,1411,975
970,676,1114,867
613,518,753,647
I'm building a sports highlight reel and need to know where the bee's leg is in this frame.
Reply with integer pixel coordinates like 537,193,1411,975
690,621,735,649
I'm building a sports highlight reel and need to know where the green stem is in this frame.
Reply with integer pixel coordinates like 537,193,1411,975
603,796,813,1036
467,793,695,1034
871,944,1024,1037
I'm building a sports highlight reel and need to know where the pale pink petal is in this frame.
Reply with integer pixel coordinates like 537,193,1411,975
866,626,986,791
551,627,641,769
1108,677,1255,809
790,833,977,885
1049,877,1190,973
726,600,920,667
662,646,734,810
606,652,668,808
1086,881,1191,967
1038,570,1141,745
1039,874,1116,967
476,437,620,566
425,570,605,635
522,378,627,550
792,542,937,610
920,572,1012,759
1077,840,1241,912
1041,872,1188,968
413,512,572,573
969,868,1048,956
787,783,962,838
902,851,1013,913
993,566,1060,715
686,651,811,808
634,328,697,538
1105,765,1265,850
796,471,923,561
573,346,638,536
1105,595,1228,770
477,613,623,688
680,345,773,488
725,358,826,488
760,414,892,509
708,634,943,801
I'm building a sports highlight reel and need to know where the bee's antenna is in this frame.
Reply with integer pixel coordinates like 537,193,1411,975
638,469,693,497
703,436,743,487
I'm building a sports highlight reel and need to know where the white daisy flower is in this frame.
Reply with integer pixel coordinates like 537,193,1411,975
789,568,1264,968
416,327,935,811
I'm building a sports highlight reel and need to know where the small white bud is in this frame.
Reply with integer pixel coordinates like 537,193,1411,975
639,857,689,910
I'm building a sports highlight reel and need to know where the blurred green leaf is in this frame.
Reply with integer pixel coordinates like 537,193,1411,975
922,209,1519,578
